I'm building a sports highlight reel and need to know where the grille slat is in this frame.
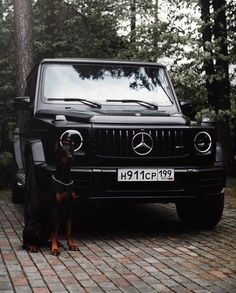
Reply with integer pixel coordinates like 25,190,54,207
125,130,128,156
118,130,121,156
94,128,188,158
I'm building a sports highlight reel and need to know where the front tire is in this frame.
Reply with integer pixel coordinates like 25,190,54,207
176,195,224,229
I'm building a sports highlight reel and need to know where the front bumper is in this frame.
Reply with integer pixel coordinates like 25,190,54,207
36,163,226,203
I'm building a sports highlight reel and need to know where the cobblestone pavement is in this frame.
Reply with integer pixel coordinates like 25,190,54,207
0,197,236,293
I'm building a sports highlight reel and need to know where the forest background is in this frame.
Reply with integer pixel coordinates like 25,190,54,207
0,0,235,188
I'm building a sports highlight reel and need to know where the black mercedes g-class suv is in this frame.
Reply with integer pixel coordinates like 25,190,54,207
13,58,225,228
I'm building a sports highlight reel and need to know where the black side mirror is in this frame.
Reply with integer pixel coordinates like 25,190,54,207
179,100,193,118
13,96,31,110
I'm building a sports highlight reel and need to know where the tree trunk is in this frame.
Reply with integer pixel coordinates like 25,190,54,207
199,0,215,108
46,3,56,39
212,0,230,111
199,0,234,174
0,0,3,20
153,0,159,61
155,0,158,22
212,0,234,174
37,0,57,57
130,0,136,44
14,0,33,96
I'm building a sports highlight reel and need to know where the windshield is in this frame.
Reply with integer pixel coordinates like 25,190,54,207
42,64,174,106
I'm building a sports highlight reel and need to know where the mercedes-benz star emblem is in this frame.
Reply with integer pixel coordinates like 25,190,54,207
132,132,153,156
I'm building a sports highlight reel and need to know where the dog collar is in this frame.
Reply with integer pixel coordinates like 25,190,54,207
52,174,73,186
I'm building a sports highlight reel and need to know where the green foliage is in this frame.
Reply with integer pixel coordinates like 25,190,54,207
33,0,126,60
227,176,236,193
0,0,235,107
0,151,12,188
195,94,236,124
0,0,15,102
169,63,207,109
0,0,15,155
0,146,13,187
0,151,12,167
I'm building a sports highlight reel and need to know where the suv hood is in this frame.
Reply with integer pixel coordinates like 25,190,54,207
36,108,190,125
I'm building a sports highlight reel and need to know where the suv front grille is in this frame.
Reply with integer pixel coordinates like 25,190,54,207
93,128,189,158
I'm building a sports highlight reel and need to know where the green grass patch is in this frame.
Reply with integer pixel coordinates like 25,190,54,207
0,189,11,201
226,177,236,202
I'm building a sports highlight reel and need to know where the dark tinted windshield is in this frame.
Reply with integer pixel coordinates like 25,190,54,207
43,63,174,106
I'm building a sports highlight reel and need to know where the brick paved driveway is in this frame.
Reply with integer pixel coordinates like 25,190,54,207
0,196,236,293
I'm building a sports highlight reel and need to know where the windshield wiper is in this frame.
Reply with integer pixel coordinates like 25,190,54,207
47,98,101,108
156,77,174,105
106,99,158,110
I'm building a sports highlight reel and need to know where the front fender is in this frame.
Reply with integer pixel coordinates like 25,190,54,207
25,139,46,166
25,139,52,192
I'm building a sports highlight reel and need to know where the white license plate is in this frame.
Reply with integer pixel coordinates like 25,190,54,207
117,169,175,182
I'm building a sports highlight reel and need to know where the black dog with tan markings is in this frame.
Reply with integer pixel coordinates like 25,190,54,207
23,134,78,255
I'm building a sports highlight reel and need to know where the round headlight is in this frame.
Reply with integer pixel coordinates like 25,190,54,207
60,130,83,151
194,131,212,153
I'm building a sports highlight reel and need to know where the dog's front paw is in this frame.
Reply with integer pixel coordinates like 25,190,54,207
23,243,39,253
51,247,60,256
67,239,79,251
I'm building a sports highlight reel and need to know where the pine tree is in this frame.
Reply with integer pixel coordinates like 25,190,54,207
14,0,33,96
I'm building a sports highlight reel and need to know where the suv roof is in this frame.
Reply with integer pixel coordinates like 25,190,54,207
40,58,166,68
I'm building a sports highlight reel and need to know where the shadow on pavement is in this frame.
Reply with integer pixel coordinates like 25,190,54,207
71,202,194,238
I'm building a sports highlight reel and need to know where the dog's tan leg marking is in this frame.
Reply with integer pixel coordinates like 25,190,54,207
51,232,60,256
66,219,78,251
56,192,66,202
71,191,77,202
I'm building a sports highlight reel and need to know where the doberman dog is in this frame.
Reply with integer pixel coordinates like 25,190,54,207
23,133,78,255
